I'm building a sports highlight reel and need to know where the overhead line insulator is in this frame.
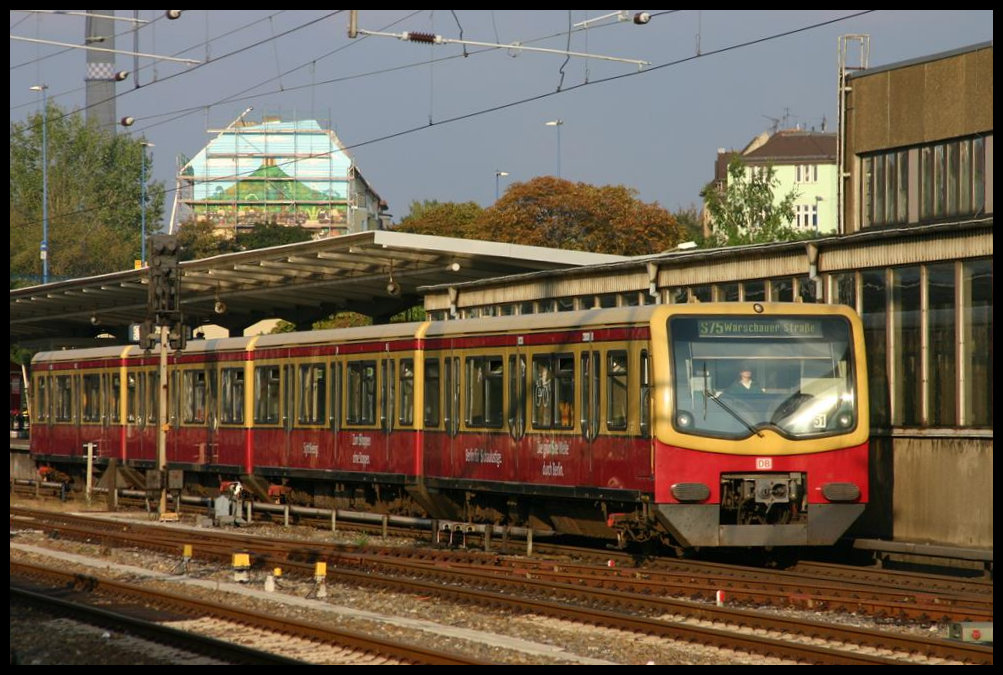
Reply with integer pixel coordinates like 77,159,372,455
403,31,440,44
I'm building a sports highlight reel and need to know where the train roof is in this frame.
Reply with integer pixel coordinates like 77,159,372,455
31,302,860,366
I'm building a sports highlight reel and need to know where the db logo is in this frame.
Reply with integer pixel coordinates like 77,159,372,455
755,458,772,470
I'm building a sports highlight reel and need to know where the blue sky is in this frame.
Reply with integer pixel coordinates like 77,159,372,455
10,10,994,225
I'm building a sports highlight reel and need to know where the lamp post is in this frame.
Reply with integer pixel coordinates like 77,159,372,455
140,141,155,266
30,84,49,284
494,170,509,201
545,119,563,178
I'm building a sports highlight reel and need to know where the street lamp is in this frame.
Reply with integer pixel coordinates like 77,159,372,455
545,119,563,178
494,170,509,201
140,141,155,266
30,84,49,284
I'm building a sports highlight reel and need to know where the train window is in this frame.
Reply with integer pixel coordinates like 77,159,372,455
507,355,526,439
346,361,376,425
532,354,574,429
398,359,414,426
254,365,281,425
640,350,651,438
297,363,326,425
54,375,74,422
424,358,440,427
606,351,628,431
82,374,101,423
532,358,553,428
466,356,504,428
557,297,576,312
220,368,245,425
182,370,207,424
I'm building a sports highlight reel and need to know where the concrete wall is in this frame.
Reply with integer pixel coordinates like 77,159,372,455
857,436,993,549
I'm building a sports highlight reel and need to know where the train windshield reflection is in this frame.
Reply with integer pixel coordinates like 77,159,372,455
669,315,857,439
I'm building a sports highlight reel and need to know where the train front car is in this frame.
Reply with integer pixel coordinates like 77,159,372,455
650,303,869,549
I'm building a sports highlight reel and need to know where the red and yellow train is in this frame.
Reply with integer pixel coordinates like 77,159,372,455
30,302,869,549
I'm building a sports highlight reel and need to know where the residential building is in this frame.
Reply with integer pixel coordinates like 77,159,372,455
709,129,838,235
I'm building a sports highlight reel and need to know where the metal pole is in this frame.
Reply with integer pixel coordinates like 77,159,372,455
494,170,508,201
158,324,168,516
545,120,563,178
31,85,49,284
141,147,147,266
557,123,562,179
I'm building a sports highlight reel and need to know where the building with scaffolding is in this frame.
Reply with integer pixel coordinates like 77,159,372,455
174,115,388,236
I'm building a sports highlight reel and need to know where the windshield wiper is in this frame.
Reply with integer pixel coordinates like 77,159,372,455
704,388,764,438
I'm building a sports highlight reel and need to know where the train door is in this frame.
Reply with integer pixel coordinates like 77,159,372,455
329,361,342,469
380,357,396,468
206,366,218,464
507,349,527,476
580,349,600,483
443,352,460,469
282,362,294,467
108,371,124,460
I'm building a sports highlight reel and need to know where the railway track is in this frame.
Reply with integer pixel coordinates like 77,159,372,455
10,584,302,665
10,559,486,666
11,506,993,665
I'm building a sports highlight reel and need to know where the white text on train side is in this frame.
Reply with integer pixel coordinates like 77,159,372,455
465,449,502,467
536,440,570,456
302,442,319,457
542,462,565,477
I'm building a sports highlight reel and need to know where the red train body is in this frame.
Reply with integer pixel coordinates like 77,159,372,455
30,303,869,549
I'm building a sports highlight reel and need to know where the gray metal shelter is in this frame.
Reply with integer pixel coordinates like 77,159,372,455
10,231,624,346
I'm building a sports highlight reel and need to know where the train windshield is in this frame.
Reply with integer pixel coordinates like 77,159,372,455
669,315,857,439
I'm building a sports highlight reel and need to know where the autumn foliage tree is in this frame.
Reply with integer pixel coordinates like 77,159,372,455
395,177,682,256
479,177,682,255
394,200,484,239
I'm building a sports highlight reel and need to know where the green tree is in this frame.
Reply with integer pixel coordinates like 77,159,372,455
176,218,237,261
475,176,682,255
236,221,313,251
701,156,801,246
395,200,484,238
672,204,707,246
10,102,165,285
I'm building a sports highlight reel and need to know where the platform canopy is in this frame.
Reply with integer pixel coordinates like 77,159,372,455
10,230,624,345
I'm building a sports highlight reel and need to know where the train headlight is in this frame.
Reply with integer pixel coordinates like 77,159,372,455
836,411,854,428
822,482,860,502
671,482,710,502
676,411,694,429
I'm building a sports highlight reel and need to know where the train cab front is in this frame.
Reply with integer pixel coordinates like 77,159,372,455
653,451,868,548
650,305,870,549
